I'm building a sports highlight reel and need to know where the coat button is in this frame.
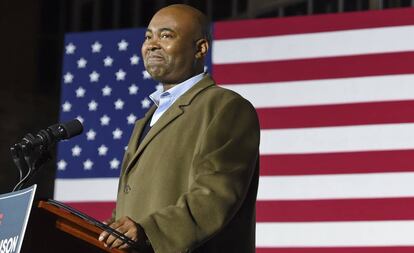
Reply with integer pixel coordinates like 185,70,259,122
124,184,131,193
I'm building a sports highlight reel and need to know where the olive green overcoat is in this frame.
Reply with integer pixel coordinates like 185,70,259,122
115,75,260,253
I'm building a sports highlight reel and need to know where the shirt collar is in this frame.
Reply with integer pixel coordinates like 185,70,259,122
149,72,205,107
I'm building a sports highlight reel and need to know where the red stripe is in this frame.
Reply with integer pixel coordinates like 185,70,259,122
213,52,414,84
260,150,414,176
65,201,115,221
214,7,414,39
256,198,414,222
257,101,414,130
256,247,414,253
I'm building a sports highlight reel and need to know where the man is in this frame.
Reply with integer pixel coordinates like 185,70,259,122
99,4,260,252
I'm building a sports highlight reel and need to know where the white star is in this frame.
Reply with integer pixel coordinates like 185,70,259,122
98,145,108,156
114,99,125,110
155,83,163,92
75,86,86,97
89,71,100,82
118,39,129,51
71,145,82,157
62,101,72,112
77,58,87,68
57,160,67,171
103,56,113,67
65,43,76,54
63,72,74,84
86,129,96,140
127,113,137,124
110,158,120,169
100,114,110,126
141,98,151,108
76,116,84,124
88,100,98,111
124,146,128,151
204,66,208,72
142,70,151,79
112,128,123,139
115,69,126,81
128,84,139,95
91,41,102,53
83,159,94,170
102,85,112,96
130,54,140,65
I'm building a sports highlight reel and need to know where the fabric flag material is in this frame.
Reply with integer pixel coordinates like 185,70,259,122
213,7,414,253
56,28,161,217
56,7,414,252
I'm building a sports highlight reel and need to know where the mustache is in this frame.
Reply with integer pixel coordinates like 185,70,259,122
145,52,164,59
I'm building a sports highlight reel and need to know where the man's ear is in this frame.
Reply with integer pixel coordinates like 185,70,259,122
195,39,209,59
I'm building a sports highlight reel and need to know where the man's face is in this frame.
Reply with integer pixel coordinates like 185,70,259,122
142,8,199,84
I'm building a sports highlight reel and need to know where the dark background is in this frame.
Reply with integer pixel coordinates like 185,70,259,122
0,0,411,198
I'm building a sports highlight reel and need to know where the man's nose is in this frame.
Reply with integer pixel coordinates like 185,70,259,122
146,40,161,51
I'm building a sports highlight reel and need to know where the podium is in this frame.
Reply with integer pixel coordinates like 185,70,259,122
22,201,126,253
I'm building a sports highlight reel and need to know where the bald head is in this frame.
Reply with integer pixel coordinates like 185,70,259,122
154,4,211,44
141,4,210,87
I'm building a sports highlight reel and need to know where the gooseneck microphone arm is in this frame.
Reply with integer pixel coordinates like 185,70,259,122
11,119,83,192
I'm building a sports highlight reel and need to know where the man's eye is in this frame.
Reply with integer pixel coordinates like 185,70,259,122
161,34,173,39
144,35,151,40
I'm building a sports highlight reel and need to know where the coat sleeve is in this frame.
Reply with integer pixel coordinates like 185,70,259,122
137,96,260,252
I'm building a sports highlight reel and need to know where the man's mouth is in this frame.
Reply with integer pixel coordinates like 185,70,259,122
146,54,164,63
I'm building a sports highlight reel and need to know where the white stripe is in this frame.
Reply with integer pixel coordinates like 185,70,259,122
260,123,414,155
221,74,414,108
57,173,414,208
258,172,414,200
54,178,118,202
256,220,414,247
213,25,414,64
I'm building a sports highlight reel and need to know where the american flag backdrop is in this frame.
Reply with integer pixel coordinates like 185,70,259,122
56,8,414,252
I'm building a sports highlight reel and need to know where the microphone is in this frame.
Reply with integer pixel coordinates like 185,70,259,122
20,119,83,150
11,119,83,191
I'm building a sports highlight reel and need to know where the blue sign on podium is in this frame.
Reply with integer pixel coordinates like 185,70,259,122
0,185,36,253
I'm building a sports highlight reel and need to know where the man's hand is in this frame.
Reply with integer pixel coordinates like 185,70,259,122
103,217,115,225
98,216,141,249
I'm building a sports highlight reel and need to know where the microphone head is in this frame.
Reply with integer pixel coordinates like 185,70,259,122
59,119,84,139
16,119,84,151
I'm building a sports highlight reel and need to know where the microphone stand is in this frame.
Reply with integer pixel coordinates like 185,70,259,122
11,133,52,192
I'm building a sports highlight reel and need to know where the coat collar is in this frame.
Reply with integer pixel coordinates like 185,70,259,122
124,74,215,173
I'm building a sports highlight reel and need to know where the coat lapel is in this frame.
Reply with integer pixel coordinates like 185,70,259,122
129,106,156,153
122,106,156,172
124,75,215,173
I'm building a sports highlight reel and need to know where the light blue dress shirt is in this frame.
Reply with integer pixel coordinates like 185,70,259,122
149,72,205,126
